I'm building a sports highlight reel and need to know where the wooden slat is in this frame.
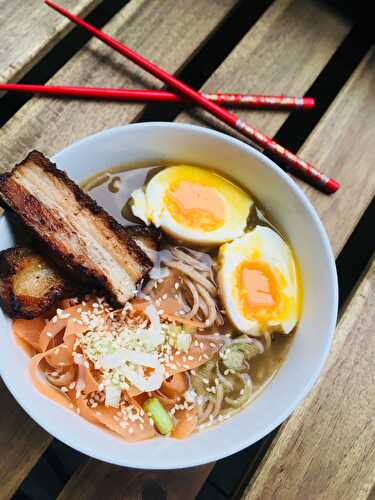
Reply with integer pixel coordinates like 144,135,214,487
58,463,214,500
297,47,375,256
177,0,351,139
0,0,237,170
0,0,239,496
177,0,375,260
0,381,50,500
243,258,375,500
57,1,355,498
0,0,101,85
240,45,375,500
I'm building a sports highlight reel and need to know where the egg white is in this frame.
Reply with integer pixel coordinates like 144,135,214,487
130,165,253,245
217,226,299,336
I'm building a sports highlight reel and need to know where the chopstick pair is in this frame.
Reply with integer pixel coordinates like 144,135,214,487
0,83,315,111
44,0,339,193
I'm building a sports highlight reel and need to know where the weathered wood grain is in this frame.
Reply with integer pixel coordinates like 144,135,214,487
0,0,101,85
0,380,51,500
243,259,375,500
297,47,375,256
0,0,237,171
177,0,351,140
240,46,375,500
57,463,214,500
177,0,375,259
0,0,238,496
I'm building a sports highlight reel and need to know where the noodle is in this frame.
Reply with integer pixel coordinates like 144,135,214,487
146,246,221,328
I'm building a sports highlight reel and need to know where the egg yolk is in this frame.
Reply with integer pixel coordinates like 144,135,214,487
164,180,225,232
236,261,280,322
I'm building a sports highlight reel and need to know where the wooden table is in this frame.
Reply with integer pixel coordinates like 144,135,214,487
0,1,374,499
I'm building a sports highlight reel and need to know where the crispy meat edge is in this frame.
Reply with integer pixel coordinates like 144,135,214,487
0,247,69,319
0,151,154,289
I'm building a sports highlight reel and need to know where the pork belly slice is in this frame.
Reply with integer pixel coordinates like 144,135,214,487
0,151,153,304
122,225,160,263
0,247,77,319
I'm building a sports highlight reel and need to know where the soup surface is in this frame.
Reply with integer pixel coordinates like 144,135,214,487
85,164,298,413
12,162,300,441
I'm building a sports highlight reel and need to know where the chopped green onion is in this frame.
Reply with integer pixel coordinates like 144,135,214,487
143,397,173,435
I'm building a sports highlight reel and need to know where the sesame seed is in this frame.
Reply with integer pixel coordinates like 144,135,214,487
128,428,134,434
46,332,53,338
96,411,102,416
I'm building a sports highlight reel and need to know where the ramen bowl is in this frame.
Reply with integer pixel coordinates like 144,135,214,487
0,123,338,468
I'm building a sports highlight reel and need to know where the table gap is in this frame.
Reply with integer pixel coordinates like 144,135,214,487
336,199,375,310
0,0,130,129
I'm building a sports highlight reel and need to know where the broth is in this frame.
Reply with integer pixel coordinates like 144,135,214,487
83,163,295,402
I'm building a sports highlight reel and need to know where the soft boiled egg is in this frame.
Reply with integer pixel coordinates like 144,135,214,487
130,165,253,245
217,226,300,336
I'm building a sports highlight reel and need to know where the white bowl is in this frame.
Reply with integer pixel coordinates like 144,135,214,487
0,123,338,469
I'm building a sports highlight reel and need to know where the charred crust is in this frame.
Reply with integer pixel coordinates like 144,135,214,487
0,247,76,319
0,151,155,307
10,151,154,274
122,225,161,248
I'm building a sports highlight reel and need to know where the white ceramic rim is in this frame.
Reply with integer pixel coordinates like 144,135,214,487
0,123,338,469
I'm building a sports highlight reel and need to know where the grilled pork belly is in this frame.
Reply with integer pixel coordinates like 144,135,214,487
0,247,75,319
0,151,153,305
122,225,160,263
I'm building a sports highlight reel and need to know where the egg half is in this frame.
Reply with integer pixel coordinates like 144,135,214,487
217,226,300,336
130,165,253,245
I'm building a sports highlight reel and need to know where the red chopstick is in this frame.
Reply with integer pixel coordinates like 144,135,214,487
45,0,339,193
0,83,315,110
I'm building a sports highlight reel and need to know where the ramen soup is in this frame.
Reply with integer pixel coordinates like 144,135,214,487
13,163,301,442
